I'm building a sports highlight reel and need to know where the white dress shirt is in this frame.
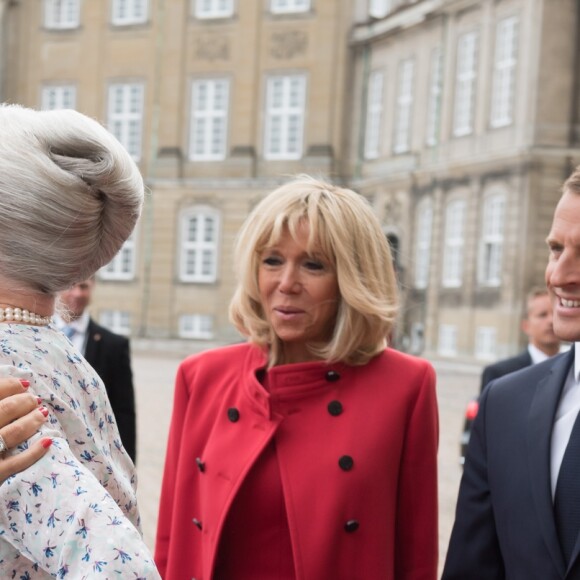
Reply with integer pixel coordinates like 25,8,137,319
550,342,580,499
54,309,90,354
528,343,552,365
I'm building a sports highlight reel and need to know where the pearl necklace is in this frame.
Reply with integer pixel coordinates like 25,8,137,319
0,306,52,326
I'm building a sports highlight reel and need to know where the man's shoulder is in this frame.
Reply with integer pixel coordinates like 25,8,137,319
490,350,569,390
483,350,531,379
87,318,129,345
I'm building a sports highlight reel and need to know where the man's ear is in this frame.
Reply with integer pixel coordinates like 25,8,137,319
521,318,530,337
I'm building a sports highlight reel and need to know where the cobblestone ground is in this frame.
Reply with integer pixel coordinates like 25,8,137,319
131,348,480,576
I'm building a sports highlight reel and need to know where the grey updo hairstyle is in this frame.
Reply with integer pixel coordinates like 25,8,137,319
0,104,144,294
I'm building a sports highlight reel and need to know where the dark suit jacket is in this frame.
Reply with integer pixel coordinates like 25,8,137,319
480,349,533,393
443,349,578,580
84,318,136,463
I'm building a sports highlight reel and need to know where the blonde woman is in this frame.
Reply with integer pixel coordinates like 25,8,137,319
156,176,438,580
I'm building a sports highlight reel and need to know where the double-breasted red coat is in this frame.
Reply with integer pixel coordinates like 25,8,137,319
155,342,438,580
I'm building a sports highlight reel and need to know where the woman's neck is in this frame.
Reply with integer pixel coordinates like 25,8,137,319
0,291,55,318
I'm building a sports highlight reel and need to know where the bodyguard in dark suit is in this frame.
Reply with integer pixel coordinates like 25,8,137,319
480,288,560,392
443,166,580,579
84,318,136,463
57,278,137,463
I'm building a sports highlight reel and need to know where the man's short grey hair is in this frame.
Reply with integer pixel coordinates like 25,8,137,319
0,105,144,294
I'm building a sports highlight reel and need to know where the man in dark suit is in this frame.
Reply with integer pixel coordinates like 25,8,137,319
479,287,561,392
443,166,580,579
56,278,137,463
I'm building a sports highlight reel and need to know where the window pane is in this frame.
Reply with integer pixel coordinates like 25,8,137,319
108,83,144,161
180,209,220,282
264,75,306,160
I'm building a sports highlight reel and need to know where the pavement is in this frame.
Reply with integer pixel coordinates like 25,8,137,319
131,347,481,575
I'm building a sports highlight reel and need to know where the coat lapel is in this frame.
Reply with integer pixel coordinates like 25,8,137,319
84,319,98,361
528,349,574,577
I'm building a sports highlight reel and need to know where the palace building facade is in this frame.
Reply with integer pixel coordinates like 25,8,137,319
3,0,579,363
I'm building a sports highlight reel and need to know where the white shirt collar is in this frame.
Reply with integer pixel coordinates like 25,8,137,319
528,343,552,365
54,309,90,334
574,342,580,382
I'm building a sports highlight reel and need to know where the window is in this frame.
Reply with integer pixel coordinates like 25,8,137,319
453,31,478,137
44,0,80,29
410,322,425,355
490,16,519,128
426,47,443,146
194,0,233,18
478,194,505,286
41,85,76,110
108,83,144,161
189,78,230,161
475,327,497,360
414,198,433,289
100,231,137,281
179,208,220,283
99,310,131,336
270,0,310,13
442,199,466,287
264,74,306,160
393,58,414,154
179,314,214,339
112,0,148,25
364,70,384,159
369,0,392,18
438,324,458,357
386,233,400,272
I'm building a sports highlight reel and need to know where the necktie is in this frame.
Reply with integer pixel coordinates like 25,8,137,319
555,409,580,564
63,326,76,340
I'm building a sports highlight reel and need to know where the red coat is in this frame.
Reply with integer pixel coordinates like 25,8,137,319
155,343,438,580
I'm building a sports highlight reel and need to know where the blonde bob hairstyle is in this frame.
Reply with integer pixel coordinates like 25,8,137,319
229,175,398,366
0,105,143,295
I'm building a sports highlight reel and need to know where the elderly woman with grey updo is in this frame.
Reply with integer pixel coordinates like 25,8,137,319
0,105,159,578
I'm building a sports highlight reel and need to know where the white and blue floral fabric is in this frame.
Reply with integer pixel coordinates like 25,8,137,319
0,324,160,579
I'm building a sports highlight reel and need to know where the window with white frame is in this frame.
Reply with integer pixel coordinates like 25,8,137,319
475,326,497,360
438,324,458,357
264,74,306,160
393,58,415,154
41,85,76,110
100,231,137,281
364,70,384,159
442,199,466,287
369,0,392,18
414,198,433,289
490,16,519,128
99,310,131,336
179,314,214,339
112,0,148,25
194,0,234,18
179,208,220,283
189,78,230,161
478,194,505,286
453,31,478,137
426,47,443,146
270,0,310,14
108,83,144,161
44,0,80,29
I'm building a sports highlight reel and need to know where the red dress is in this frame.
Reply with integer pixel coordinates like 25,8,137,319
214,372,296,579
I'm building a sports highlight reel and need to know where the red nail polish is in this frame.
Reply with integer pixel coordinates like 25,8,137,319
41,438,52,449
37,397,42,404
20,380,30,388
38,407,49,417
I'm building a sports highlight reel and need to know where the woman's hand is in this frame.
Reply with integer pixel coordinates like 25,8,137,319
0,377,51,483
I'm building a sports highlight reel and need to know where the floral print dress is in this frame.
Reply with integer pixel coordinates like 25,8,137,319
0,323,160,579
